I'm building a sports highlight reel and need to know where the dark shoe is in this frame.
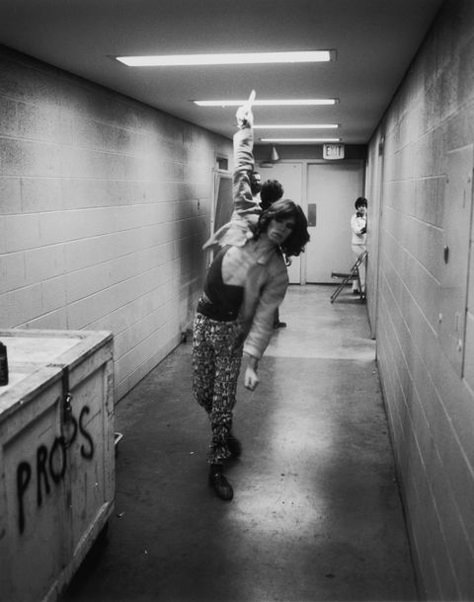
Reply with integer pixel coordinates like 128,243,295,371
273,321,287,329
227,434,242,459
209,465,233,501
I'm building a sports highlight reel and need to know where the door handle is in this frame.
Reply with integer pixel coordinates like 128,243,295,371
307,203,317,227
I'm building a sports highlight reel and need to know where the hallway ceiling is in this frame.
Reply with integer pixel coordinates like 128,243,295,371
0,0,444,144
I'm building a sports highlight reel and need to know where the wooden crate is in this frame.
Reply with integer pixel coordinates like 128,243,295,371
0,329,115,602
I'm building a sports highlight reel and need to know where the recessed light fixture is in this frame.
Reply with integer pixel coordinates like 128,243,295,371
116,50,333,67
260,138,342,143
254,124,339,129
194,99,338,107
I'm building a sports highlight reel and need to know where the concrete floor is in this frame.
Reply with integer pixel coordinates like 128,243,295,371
63,284,419,602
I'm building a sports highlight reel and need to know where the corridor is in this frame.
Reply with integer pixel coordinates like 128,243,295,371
63,284,418,602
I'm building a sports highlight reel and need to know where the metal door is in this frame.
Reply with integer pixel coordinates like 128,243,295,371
305,162,364,283
438,145,474,377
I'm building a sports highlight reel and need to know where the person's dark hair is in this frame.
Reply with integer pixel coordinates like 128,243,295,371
354,196,368,210
257,198,310,258
260,179,284,211
250,171,262,196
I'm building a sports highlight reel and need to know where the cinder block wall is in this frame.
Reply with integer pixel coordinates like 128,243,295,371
365,1,474,599
0,46,232,401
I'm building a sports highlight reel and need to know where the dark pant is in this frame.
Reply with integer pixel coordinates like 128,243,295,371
192,313,243,464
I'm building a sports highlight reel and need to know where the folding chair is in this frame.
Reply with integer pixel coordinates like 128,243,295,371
330,250,367,303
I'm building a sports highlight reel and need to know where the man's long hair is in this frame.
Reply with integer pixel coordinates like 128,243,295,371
256,198,310,258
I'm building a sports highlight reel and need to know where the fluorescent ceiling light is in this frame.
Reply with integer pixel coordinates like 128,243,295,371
254,124,339,129
116,50,332,67
260,138,342,143
194,99,337,107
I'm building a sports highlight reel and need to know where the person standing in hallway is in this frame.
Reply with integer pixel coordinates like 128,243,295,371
350,196,368,296
192,94,309,502
259,179,283,212
250,170,262,200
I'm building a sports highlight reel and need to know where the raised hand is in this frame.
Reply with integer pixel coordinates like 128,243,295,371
236,89,256,128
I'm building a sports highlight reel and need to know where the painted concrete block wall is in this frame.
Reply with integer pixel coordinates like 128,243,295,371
0,47,233,401
364,135,384,339
365,1,474,599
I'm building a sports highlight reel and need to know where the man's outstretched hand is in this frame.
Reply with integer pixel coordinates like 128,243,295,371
236,89,256,128
244,365,259,391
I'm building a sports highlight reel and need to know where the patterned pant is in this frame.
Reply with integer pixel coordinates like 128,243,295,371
192,313,243,464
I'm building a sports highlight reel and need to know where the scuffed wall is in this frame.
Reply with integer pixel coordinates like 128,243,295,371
0,46,232,401
365,1,474,599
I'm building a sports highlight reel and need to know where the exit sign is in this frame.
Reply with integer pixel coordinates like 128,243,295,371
323,143,345,160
